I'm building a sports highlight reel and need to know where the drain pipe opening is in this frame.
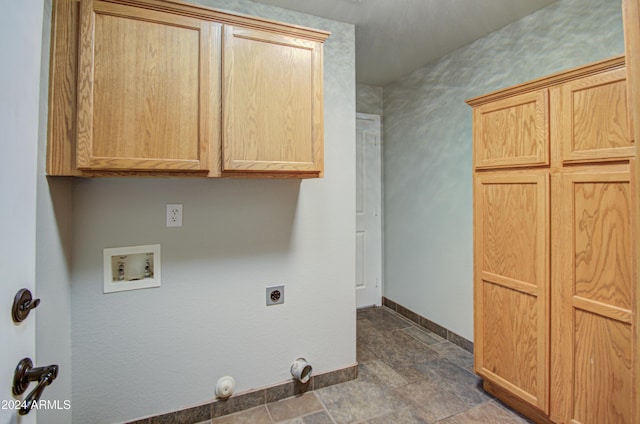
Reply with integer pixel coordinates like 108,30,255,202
290,358,312,384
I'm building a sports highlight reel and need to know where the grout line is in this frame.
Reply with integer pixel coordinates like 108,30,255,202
434,400,494,423
264,403,276,424
400,329,448,348
314,390,338,424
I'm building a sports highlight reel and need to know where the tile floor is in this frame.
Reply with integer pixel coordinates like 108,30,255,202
204,306,532,424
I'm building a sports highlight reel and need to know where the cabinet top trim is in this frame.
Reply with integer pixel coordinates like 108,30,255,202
465,55,625,107
92,0,331,42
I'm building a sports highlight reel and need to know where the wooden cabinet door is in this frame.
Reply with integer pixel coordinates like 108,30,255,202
559,68,633,163
222,25,323,175
554,168,634,424
474,172,550,413
76,0,220,172
473,90,549,169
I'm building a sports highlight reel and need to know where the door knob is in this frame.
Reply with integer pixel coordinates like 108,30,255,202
11,288,40,323
12,358,58,415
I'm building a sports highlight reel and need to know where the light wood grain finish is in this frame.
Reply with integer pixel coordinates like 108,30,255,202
560,68,634,163
99,0,330,42
470,57,637,424
483,380,554,424
76,0,217,171
47,0,329,178
556,169,634,424
622,3,640,422
474,90,549,169
481,283,538,401
548,170,565,423
573,311,633,424
466,56,625,107
222,26,323,175
573,174,632,310
474,172,549,412
480,176,544,284
47,0,80,176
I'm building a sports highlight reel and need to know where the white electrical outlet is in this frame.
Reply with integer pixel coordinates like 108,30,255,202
166,204,183,227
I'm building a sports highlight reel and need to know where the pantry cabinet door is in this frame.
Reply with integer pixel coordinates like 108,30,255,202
473,172,550,413
555,168,634,424
222,25,323,175
76,0,220,172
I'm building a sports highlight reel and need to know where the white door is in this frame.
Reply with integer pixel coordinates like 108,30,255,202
1,1,45,423
356,113,383,308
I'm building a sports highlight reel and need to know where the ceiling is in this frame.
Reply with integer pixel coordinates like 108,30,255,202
248,0,558,86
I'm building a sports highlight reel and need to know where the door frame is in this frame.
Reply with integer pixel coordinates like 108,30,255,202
1,1,44,423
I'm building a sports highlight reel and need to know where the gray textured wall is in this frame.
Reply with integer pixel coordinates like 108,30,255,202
69,3,356,423
383,0,624,340
357,83,383,115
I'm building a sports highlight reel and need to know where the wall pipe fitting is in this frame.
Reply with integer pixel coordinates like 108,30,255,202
215,376,235,399
290,358,312,384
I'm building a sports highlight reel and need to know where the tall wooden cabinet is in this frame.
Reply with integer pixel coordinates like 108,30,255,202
468,56,637,424
48,0,329,178
472,86,551,417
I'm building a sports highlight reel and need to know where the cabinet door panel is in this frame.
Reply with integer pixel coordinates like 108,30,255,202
560,68,633,163
574,310,633,424
574,178,633,310
77,1,219,171
482,283,539,396
223,26,323,174
473,90,549,169
555,170,634,424
474,173,549,412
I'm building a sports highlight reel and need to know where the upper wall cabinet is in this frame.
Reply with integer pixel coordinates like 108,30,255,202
222,26,324,176
76,1,219,173
48,0,330,178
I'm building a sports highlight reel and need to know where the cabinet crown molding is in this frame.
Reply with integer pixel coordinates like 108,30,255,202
466,55,625,107
97,0,331,42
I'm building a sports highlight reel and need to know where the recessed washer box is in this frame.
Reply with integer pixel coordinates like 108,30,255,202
103,244,161,293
